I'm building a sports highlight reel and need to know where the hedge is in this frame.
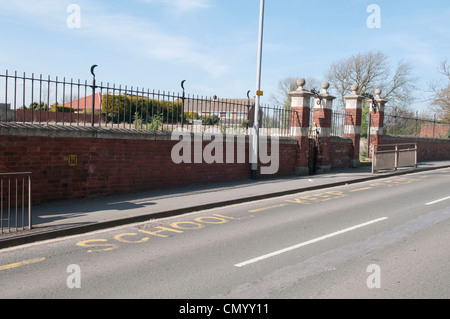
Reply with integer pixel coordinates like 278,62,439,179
102,94,183,124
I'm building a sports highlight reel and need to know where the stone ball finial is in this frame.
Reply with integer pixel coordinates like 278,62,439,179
375,88,382,98
351,84,359,94
297,78,306,89
321,81,330,94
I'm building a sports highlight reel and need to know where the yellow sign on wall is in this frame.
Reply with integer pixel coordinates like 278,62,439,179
68,155,78,167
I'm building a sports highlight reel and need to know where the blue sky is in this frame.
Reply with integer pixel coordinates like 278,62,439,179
0,0,449,111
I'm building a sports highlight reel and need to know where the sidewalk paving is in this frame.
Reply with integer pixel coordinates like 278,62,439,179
1,160,450,249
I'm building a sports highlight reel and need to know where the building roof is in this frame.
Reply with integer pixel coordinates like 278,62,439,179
63,93,103,111
182,97,255,114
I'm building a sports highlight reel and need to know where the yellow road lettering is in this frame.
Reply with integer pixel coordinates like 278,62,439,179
114,233,150,244
249,204,288,213
0,258,46,271
350,187,373,193
170,221,204,230
195,216,230,224
212,214,238,220
286,198,311,205
76,239,118,253
139,226,183,238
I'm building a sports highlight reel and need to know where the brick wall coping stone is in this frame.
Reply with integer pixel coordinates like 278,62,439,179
383,135,450,143
330,136,353,143
0,122,298,144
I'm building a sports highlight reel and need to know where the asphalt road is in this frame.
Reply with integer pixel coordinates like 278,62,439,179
0,168,449,300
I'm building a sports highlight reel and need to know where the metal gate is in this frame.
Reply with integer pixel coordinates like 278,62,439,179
309,125,319,175
372,143,417,174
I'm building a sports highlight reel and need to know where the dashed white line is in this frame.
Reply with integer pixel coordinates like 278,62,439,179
426,196,450,206
234,217,389,267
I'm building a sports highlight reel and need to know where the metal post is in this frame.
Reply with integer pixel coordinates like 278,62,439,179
181,80,186,129
28,174,32,230
251,0,265,180
372,146,375,174
433,113,436,138
90,65,98,127
8,178,10,232
1,179,3,234
367,113,371,158
394,145,398,171
247,90,251,130
415,143,418,169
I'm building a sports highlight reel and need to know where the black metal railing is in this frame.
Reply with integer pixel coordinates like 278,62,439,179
307,108,349,138
384,113,450,138
259,105,296,137
331,111,348,137
0,172,32,234
0,69,295,137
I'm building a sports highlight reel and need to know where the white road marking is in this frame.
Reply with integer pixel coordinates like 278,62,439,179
234,217,389,268
426,196,450,206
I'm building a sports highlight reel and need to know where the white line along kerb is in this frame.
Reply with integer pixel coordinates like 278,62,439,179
234,217,389,268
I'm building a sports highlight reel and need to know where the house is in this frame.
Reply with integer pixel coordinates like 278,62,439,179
182,97,255,125
0,103,13,121
63,93,103,112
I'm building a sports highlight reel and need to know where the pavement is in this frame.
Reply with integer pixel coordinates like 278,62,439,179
1,160,450,249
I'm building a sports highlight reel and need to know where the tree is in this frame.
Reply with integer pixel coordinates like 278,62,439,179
430,59,450,122
326,51,417,111
270,76,322,109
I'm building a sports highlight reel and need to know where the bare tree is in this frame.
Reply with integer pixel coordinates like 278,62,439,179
430,59,450,122
326,51,417,111
270,76,322,109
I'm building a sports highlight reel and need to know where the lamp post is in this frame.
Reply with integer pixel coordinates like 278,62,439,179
251,0,265,180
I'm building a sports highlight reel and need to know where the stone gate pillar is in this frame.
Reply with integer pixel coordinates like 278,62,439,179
368,88,387,157
289,78,313,176
344,84,364,167
312,82,335,173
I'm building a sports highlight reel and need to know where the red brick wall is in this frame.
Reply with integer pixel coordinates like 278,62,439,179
420,125,450,138
0,126,298,205
330,137,354,169
15,110,102,124
7,125,447,206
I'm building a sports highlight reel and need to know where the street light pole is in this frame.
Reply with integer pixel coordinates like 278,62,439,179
251,0,265,180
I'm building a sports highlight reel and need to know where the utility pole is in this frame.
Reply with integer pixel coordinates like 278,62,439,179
251,0,265,180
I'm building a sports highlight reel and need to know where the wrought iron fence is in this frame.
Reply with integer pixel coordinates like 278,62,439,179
331,111,348,137
0,69,295,137
259,105,296,137
0,172,32,234
384,113,450,138
308,109,348,138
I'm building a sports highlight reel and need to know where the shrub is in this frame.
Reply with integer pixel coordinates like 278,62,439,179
201,115,220,125
185,112,200,120
29,102,48,110
50,104,75,113
102,94,182,124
